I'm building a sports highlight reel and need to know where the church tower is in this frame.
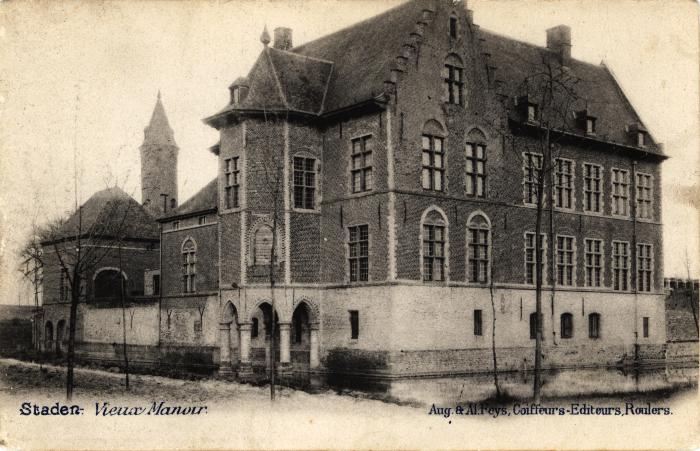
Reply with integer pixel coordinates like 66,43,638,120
140,92,178,217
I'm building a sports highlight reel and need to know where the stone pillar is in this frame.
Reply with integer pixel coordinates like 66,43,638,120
237,322,253,379
309,323,320,369
218,322,232,376
278,322,292,375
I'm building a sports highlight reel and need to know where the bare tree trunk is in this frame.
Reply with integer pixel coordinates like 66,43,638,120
685,251,699,335
66,270,79,401
269,187,280,401
119,243,130,389
533,131,549,403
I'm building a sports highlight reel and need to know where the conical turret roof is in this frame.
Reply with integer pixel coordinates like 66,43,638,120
143,91,176,147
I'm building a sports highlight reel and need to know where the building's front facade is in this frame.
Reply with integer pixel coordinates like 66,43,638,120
39,0,667,379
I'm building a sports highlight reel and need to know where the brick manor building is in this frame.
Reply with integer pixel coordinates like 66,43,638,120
40,0,667,378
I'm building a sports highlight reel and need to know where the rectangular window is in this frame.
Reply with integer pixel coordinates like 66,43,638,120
589,313,600,339
348,225,369,282
293,157,316,209
527,104,538,122
586,118,596,134
555,158,573,209
153,274,160,296
349,310,359,340
556,236,575,286
637,132,645,148
198,216,207,225
643,317,649,337
224,157,240,209
584,238,603,287
583,163,602,213
443,65,463,105
636,173,653,219
351,136,373,193
465,143,486,197
637,243,653,292
468,225,489,283
523,152,543,205
422,135,444,191
473,309,483,336
611,168,630,216
524,232,546,285
612,241,630,291
423,224,445,281
449,16,458,38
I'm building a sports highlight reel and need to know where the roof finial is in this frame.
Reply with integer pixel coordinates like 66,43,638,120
157,89,162,101
261,25,271,46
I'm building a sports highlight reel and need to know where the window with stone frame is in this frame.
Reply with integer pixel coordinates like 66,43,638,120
351,135,373,193
465,129,486,197
442,54,464,105
556,235,575,286
422,135,445,191
348,225,369,282
224,156,240,209
182,239,196,293
584,238,603,287
636,172,653,219
588,312,601,339
524,232,547,285
611,168,630,216
612,240,630,291
583,163,603,213
473,309,483,336
422,211,447,282
349,310,359,339
554,158,574,209
529,312,539,340
637,243,653,292
467,214,490,284
293,156,316,210
560,313,573,339
523,152,543,205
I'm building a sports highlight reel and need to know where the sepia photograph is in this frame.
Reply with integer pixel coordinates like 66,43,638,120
0,0,698,449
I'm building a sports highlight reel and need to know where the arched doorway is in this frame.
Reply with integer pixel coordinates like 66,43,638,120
220,302,239,371
291,303,311,366
250,302,280,371
94,268,127,300
56,320,66,355
44,321,53,352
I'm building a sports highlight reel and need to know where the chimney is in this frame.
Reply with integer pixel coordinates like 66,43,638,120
273,27,293,51
546,25,571,66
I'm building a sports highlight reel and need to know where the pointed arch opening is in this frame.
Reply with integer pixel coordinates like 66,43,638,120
467,212,491,284
421,206,449,282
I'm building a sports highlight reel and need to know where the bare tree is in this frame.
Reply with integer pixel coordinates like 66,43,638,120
684,249,699,334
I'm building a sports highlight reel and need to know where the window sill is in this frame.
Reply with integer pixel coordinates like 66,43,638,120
292,208,321,214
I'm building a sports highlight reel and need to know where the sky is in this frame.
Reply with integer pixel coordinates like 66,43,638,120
0,0,698,305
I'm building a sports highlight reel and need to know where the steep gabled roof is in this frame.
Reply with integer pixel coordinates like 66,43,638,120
160,177,218,221
480,29,663,155
46,187,159,243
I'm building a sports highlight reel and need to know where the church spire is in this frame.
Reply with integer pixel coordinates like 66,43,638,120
143,91,176,147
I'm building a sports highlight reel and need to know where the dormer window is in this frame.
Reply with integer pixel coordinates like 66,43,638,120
586,117,596,135
627,123,648,148
231,86,240,104
443,54,464,106
577,110,596,135
527,104,538,122
637,131,645,148
449,15,458,39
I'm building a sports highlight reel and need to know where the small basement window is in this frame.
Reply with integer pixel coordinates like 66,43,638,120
349,310,359,339
473,309,483,336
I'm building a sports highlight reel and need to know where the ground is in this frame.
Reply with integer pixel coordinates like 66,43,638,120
0,359,698,450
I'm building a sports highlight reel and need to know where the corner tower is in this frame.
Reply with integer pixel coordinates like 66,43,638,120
140,92,178,217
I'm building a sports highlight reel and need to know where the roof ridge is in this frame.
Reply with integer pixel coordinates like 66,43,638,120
269,47,335,65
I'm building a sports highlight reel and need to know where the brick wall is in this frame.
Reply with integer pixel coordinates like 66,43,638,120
161,224,218,296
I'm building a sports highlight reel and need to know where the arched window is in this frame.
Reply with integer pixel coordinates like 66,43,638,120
588,312,601,339
94,268,126,299
449,14,458,39
467,213,490,283
182,239,196,293
529,312,538,340
421,120,446,192
443,54,464,105
466,129,487,197
254,225,274,266
561,313,573,339
422,208,448,282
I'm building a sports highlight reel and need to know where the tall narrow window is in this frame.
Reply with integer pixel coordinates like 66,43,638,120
523,152,543,205
584,238,603,287
253,225,274,266
467,214,490,283
449,15,458,39
252,318,259,338
349,310,359,339
524,232,547,285
348,225,369,282
588,313,601,339
586,117,596,135
636,173,653,219
527,104,538,122
351,136,373,193
182,239,196,293
556,236,575,286
583,163,602,213
611,168,630,216
555,158,573,209
560,313,573,339
637,132,645,148
529,312,539,340
612,241,630,291
224,157,240,209
465,135,486,197
643,317,650,337
293,156,316,210
423,224,446,282
443,55,463,105
153,274,160,296
473,309,483,336
421,135,444,191
637,243,653,292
